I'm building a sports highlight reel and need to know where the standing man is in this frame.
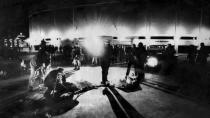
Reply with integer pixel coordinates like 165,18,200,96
29,40,50,91
100,41,113,85
162,44,176,75
196,42,209,65
125,43,147,87
187,45,197,64
72,44,81,70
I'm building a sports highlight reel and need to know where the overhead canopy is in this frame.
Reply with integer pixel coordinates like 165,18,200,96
1,0,210,39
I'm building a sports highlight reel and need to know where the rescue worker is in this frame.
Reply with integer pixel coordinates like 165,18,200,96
29,40,50,91
125,44,136,78
100,41,113,85
134,42,147,82
196,43,209,65
44,68,64,94
125,42,147,89
44,68,78,101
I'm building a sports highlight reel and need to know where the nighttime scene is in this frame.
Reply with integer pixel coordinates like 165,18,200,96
1,0,210,117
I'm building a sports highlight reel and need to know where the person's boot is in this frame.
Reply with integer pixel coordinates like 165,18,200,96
101,81,106,85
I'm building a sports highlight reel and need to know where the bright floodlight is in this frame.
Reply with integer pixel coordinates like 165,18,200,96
80,23,106,57
82,36,105,57
147,56,158,67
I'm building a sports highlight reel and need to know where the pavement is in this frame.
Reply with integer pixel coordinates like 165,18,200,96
0,75,29,108
0,66,210,118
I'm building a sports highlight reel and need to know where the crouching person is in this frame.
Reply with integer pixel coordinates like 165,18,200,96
44,68,79,102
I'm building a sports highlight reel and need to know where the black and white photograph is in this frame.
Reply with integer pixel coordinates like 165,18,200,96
0,0,210,118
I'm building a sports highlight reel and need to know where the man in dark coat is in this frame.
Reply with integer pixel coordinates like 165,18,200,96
100,42,113,85
29,41,50,91
126,43,147,86
187,45,197,64
196,43,209,65
162,44,176,75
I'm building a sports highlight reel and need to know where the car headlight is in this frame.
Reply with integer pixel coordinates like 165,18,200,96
146,56,158,67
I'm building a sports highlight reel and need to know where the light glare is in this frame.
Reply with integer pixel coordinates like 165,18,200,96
147,57,158,67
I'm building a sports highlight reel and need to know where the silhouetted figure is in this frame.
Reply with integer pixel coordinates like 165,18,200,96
63,45,72,62
162,44,176,75
40,39,47,50
135,43,147,81
125,43,147,89
196,43,209,65
72,45,81,70
187,45,197,64
44,68,64,92
100,42,113,85
119,45,125,62
113,45,119,63
50,45,57,56
59,46,63,53
29,41,50,91
44,68,79,101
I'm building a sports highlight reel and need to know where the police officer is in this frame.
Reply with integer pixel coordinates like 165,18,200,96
44,68,79,101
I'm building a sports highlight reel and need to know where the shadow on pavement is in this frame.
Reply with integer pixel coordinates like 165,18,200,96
0,92,79,118
103,87,128,118
0,79,102,118
103,87,144,118
117,85,142,93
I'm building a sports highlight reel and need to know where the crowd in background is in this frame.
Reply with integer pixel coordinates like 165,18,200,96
58,43,128,66
187,43,209,65
0,37,209,67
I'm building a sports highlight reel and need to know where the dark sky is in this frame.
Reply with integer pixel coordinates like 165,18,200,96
1,0,210,38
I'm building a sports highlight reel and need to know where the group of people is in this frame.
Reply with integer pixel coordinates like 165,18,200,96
124,43,148,89
28,40,82,90
28,40,148,100
99,42,148,90
187,43,209,65
61,44,82,69
28,39,210,100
